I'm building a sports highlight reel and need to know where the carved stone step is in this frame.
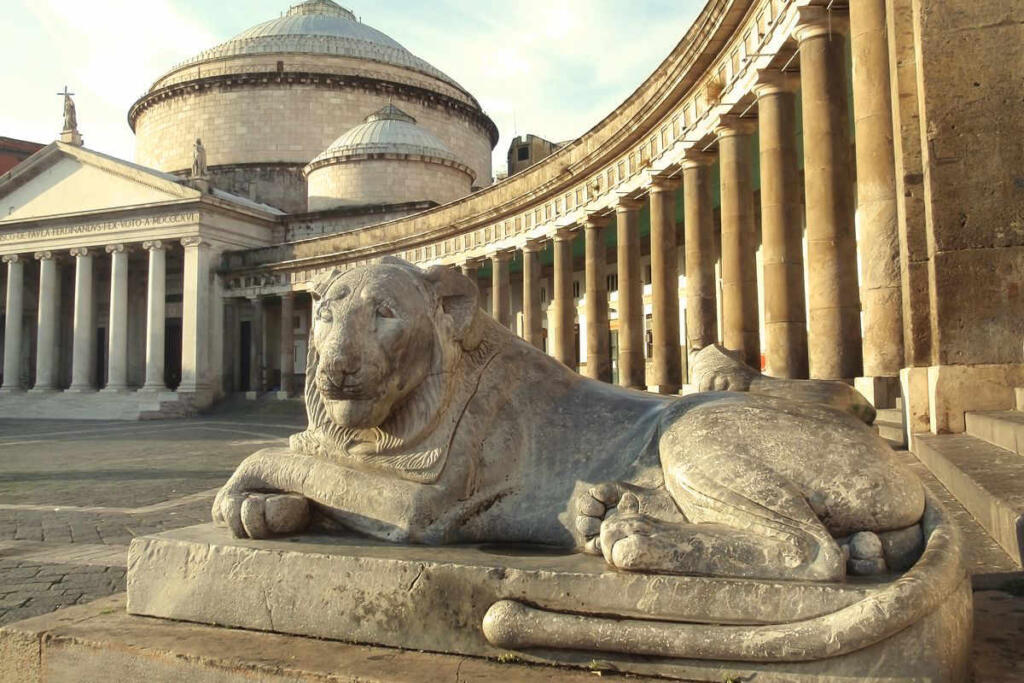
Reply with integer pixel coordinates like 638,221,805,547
914,434,1024,566
874,408,906,448
965,411,1024,457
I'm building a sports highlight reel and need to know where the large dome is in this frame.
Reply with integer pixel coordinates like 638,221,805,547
130,0,497,214
172,0,464,92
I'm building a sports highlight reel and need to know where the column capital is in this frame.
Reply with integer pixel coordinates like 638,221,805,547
69,247,92,258
582,213,611,230
1,254,21,265
793,6,849,43
682,149,716,169
522,239,545,253
714,115,758,139
461,258,483,269
181,236,209,248
280,290,296,301
143,240,166,251
753,69,800,98
649,175,681,193
34,251,56,261
488,249,514,262
553,226,577,242
105,243,127,255
615,194,645,212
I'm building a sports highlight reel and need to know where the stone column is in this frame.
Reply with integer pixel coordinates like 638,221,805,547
649,177,682,394
551,229,576,368
102,244,129,392
0,255,24,393
248,296,265,395
280,292,295,397
179,237,211,395
32,252,61,392
490,251,512,328
521,241,544,349
460,261,484,310
583,215,611,382
851,0,903,383
67,248,95,393
796,8,863,380
140,242,167,392
682,152,718,363
616,198,645,389
755,72,809,379
716,116,761,370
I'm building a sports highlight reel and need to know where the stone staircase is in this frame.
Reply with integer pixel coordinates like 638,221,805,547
913,387,1024,569
874,396,907,450
0,391,194,421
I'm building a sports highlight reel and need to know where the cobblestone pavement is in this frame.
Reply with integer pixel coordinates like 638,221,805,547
0,400,306,625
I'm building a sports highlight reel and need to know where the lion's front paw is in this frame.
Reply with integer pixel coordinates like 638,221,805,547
213,491,311,539
575,484,640,555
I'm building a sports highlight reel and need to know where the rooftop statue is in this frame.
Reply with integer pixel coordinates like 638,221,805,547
191,138,207,179
210,258,959,662
57,86,77,133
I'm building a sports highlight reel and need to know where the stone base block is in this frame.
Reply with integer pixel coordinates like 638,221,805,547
855,375,900,409
0,390,189,420
0,595,612,683
125,524,973,681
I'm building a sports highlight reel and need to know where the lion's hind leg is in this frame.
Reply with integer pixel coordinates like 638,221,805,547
599,440,845,581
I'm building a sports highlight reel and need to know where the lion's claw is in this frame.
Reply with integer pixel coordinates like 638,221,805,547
213,491,311,539
575,483,643,555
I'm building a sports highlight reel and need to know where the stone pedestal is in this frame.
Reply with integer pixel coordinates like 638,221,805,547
583,216,611,382
616,199,645,389
649,177,682,394
0,255,25,393
32,253,61,393
66,248,95,393
116,522,972,682
796,8,863,381
716,117,760,370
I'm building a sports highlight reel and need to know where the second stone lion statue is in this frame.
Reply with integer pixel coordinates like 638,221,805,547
214,258,927,584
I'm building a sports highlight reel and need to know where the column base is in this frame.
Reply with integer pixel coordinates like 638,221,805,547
0,386,25,394
27,387,60,395
100,386,132,394
854,375,900,409
137,385,168,394
648,384,681,395
64,386,97,394
271,391,294,401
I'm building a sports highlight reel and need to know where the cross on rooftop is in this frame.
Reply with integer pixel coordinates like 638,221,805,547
57,85,75,98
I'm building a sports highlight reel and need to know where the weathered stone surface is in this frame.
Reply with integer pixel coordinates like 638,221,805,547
126,524,973,681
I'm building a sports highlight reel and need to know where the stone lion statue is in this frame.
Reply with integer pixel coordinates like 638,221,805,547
214,257,926,581
212,258,965,661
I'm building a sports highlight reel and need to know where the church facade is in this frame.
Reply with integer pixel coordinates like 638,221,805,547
0,0,1020,443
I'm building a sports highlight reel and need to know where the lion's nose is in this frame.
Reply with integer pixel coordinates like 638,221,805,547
325,353,360,379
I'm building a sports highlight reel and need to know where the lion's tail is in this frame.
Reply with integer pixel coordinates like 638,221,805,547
482,495,963,663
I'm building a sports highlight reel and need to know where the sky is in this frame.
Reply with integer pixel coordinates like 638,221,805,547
0,0,702,176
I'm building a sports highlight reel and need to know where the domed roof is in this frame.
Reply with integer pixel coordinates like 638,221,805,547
172,0,463,90
306,104,474,179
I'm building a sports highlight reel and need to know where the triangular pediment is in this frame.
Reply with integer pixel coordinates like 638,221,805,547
0,143,198,223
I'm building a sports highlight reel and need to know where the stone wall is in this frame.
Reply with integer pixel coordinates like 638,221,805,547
307,158,472,211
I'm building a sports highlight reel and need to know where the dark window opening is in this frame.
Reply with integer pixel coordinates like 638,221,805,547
517,146,530,161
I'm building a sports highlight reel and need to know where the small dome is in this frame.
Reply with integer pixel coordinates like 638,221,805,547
172,0,462,90
306,104,472,178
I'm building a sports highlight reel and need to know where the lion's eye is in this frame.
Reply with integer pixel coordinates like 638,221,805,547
317,306,333,323
376,304,396,319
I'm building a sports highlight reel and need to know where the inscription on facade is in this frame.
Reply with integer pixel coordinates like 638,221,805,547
0,212,200,243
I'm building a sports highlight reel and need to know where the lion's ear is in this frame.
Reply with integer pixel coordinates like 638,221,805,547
424,265,483,350
311,268,343,301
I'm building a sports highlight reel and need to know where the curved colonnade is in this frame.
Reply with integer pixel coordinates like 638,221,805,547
223,0,902,392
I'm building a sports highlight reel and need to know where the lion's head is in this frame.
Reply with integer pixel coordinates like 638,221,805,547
291,258,492,480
